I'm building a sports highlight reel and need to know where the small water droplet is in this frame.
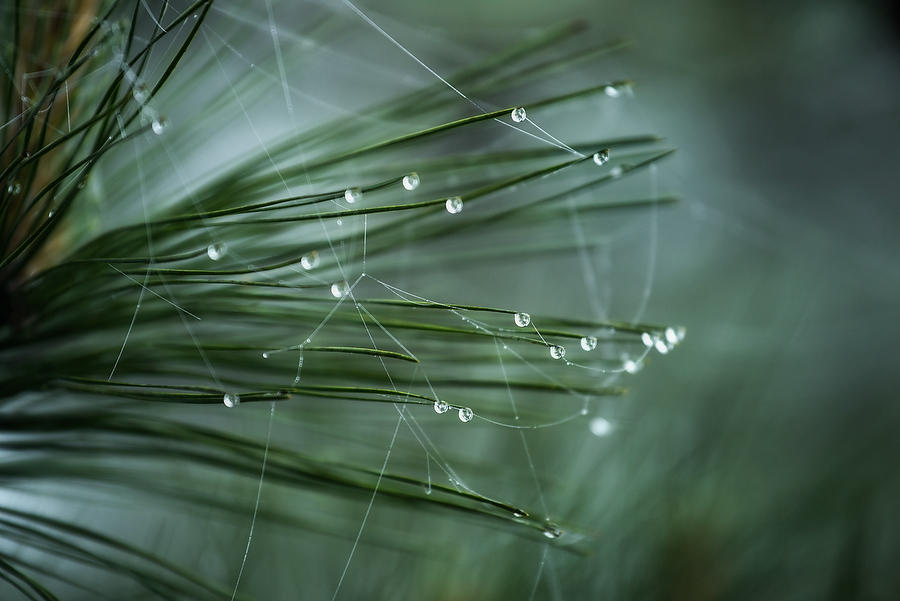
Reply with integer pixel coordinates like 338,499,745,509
641,332,654,347
344,187,362,204
513,509,527,518
580,336,597,351
151,117,167,135
300,250,320,270
542,524,563,539
665,326,680,345
590,417,613,437
592,149,610,166
424,485,432,495
445,196,463,214
514,312,531,328
549,345,566,360
402,172,420,191
132,82,148,104
458,407,474,422
47,210,55,218
610,165,624,178
223,392,240,408
77,179,86,190
8,182,21,195
510,106,527,122
207,242,226,261
654,336,669,354
433,399,449,414
604,84,621,98
335,218,343,226
262,352,269,359
330,280,350,298
623,358,642,374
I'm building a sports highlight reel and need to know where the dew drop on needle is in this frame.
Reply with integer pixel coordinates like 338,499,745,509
344,187,362,204
514,312,531,328
445,196,463,214
207,242,226,261
458,407,474,422
402,172,419,191
510,106,526,122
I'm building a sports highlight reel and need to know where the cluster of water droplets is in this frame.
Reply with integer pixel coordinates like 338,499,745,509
641,326,686,356
433,399,474,423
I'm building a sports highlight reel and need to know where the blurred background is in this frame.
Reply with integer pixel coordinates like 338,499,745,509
5,0,900,599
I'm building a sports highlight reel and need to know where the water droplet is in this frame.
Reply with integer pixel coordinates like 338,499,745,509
47,210,55,218
542,524,563,539
610,165,624,178
335,218,343,226
433,399,449,414
402,172,420,191
458,407,474,422
641,332,654,347
665,326,681,345
207,242,226,261
654,337,669,354
8,182,21,195
590,417,613,437
510,106,527,123
604,84,621,98
592,149,610,166
445,196,463,214
344,187,362,204
330,280,350,298
132,82,148,104
223,392,240,408
580,336,597,351
514,312,531,328
513,509,527,518
77,179,86,190
623,358,642,374
151,117,167,135
424,485,432,495
262,352,269,359
549,345,566,360
300,250,320,270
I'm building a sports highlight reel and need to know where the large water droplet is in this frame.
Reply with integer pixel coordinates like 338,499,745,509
223,392,240,408
542,524,563,539
549,345,566,360
590,417,613,437
514,312,531,328
330,280,350,298
511,106,527,123
445,196,463,214
402,172,420,191
592,149,610,166
300,250,320,270
458,407,474,422
207,242,226,261
580,336,598,351
344,187,362,204
151,117,167,135
433,399,449,414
